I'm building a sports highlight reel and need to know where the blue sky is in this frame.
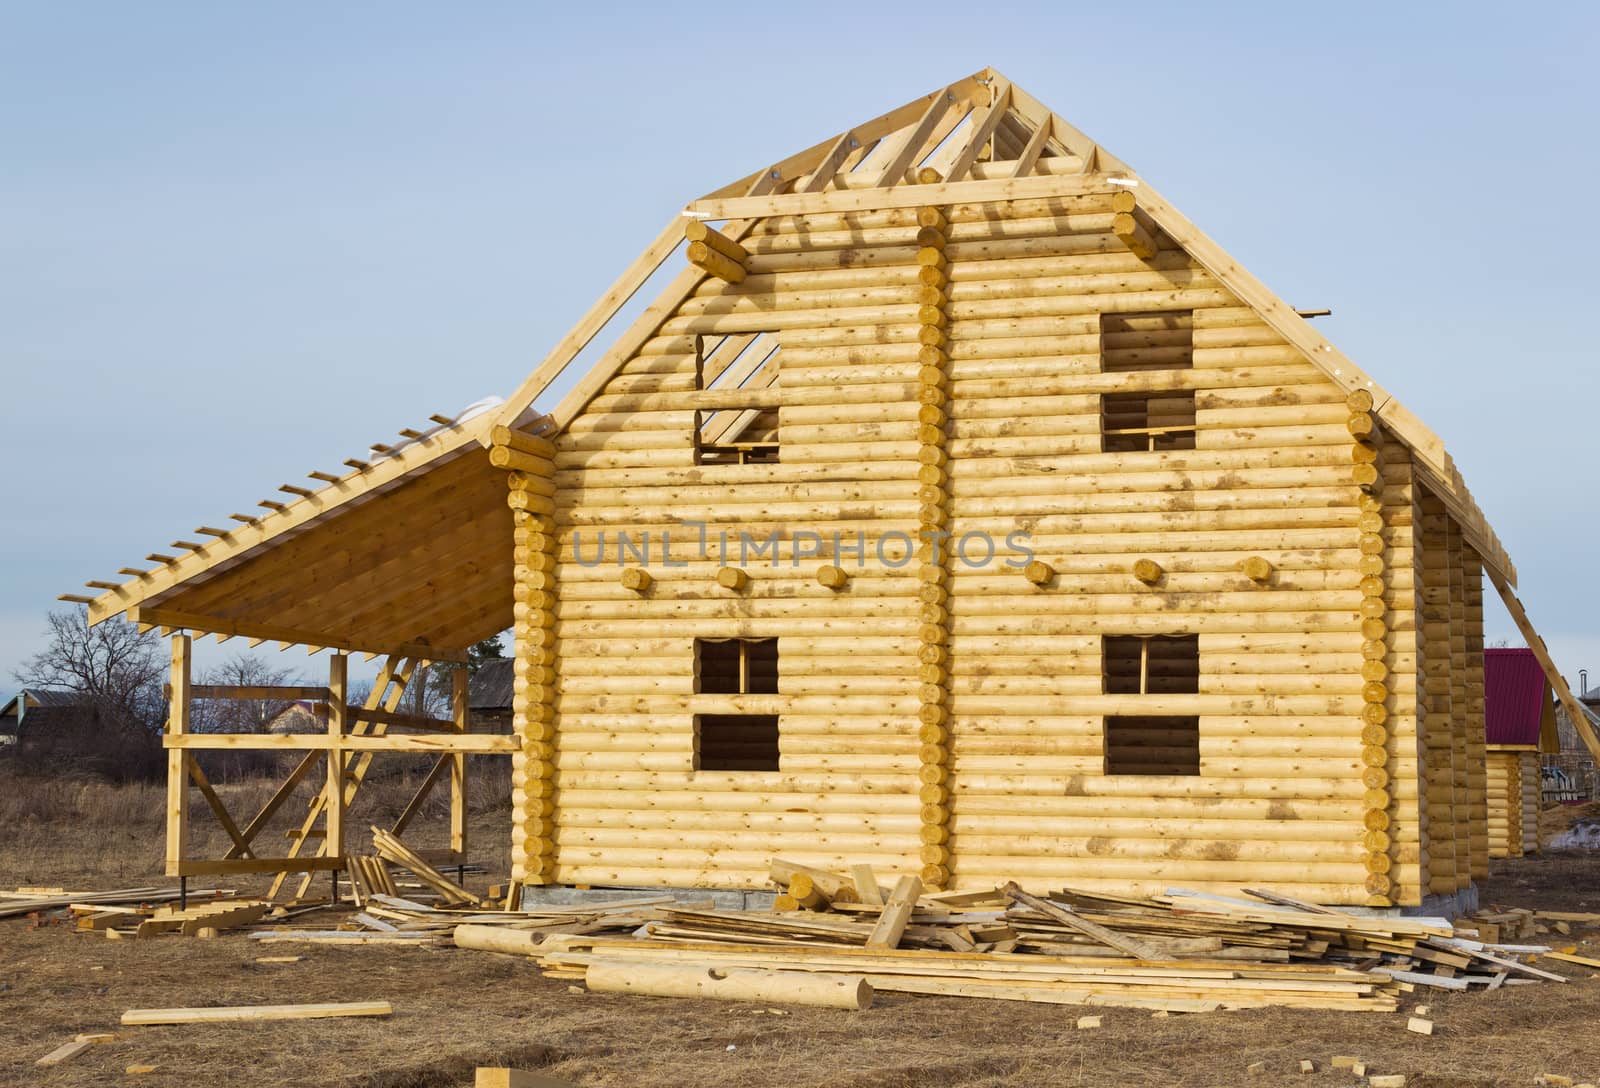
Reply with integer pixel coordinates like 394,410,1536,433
2,2,1597,691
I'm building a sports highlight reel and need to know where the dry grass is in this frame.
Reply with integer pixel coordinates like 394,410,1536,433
2,771,1599,1087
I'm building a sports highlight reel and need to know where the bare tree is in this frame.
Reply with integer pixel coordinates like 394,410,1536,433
14,610,165,734
191,653,305,734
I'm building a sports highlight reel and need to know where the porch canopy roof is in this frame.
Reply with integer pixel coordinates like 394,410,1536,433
79,412,516,663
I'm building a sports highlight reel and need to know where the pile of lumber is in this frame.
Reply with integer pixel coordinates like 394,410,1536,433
370,826,482,907
491,861,1578,1012
0,885,232,922
249,894,683,946
97,898,270,939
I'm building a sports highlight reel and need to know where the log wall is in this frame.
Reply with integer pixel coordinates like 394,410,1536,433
1485,748,1541,858
516,192,1485,905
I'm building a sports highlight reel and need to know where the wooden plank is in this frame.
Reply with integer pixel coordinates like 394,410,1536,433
120,1001,393,1025
1005,884,1163,960
184,754,252,858
865,875,923,950
1542,951,1600,969
851,864,885,907
35,1039,94,1067
475,1066,579,1088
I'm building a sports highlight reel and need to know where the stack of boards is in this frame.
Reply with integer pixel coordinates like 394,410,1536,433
516,866,1575,1012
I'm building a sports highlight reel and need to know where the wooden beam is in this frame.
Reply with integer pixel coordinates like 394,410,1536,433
869,92,955,189
865,875,923,950
166,733,517,753
686,172,1117,220
451,666,469,856
547,172,781,431
943,81,1013,183
165,636,190,877
128,606,468,664
121,1002,392,1025
491,216,687,430
1011,115,1052,178
184,754,252,858
190,685,331,701
326,654,347,865
695,71,987,201
88,418,491,626
1485,566,1600,764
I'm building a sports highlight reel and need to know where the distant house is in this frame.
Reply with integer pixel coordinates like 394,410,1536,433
1549,686,1600,802
467,659,513,733
1483,649,1560,856
266,700,324,735
0,688,99,749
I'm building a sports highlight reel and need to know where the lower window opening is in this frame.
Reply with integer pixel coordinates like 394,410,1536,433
695,713,780,771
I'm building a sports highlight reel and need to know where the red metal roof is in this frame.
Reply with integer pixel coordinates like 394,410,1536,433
1484,648,1550,746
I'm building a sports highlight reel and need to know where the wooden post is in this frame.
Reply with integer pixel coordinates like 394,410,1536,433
165,635,191,876
325,653,347,867
451,665,469,858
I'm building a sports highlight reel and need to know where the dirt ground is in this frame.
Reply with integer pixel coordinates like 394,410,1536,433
4,779,1600,1087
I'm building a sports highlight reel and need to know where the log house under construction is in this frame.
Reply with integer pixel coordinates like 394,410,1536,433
66,69,1600,911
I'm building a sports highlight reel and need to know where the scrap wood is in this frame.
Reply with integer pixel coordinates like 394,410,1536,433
370,827,482,907
1004,883,1162,960
121,1001,393,1025
1,886,233,921
1543,950,1600,969
475,1066,581,1088
35,1038,95,1067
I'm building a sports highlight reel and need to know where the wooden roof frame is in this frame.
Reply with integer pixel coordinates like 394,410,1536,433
483,66,1513,586
77,414,506,662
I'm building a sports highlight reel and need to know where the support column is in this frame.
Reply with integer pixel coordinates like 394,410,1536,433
913,205,954,891
325,653,347,867
165,635,191,877
451,665,469,857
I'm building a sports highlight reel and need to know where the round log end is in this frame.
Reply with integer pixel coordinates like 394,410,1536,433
1024,560,1056,586
1132,558,1164,585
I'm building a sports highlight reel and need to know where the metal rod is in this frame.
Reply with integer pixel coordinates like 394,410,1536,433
179,875,188,911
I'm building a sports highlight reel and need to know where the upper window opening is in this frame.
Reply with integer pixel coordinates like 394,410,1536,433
1100,312,1195,453
696,333,780,464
